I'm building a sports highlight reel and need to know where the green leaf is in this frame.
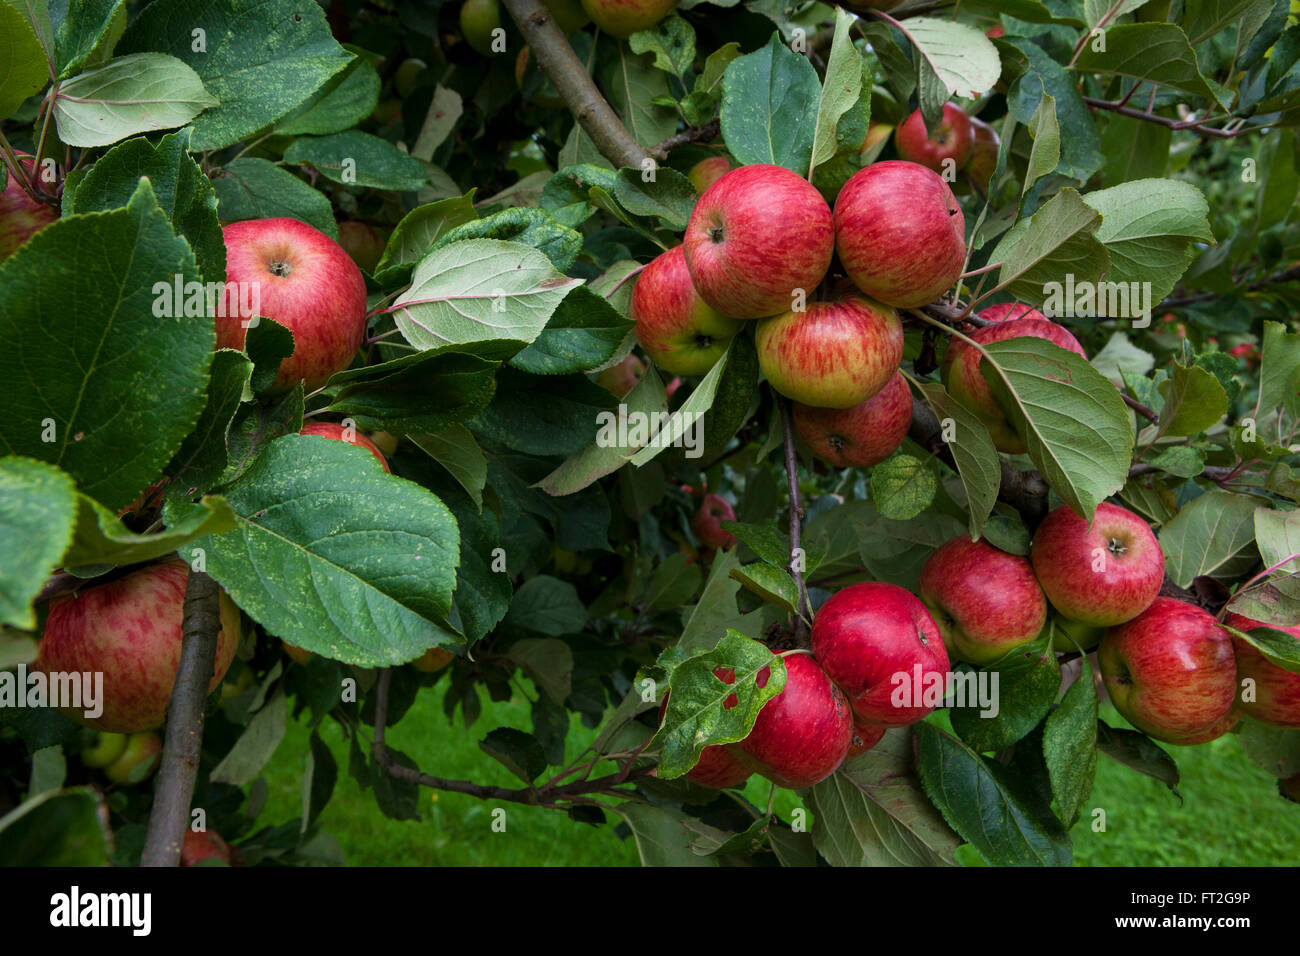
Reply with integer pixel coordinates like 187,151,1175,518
0,178,211,512
284,130,428,191
1237,721,1300,778
720,33,821,173
1073,23,1225,106
1236,507,1300,625
807,728,961,866
442,492,511,642
0,788,111,865
914,722,1073,866
1254,321,1300,444
541,165,620,229
0,458,77,629
629,346,733,467
505,576,587,637
905,16,1002,104
119,0,353,151
728,562,797,613
472,367,616,457
52,0,127,78
210,688,287,785
1043,659,1098,826
1090,331,1155,385
615,803,717,867
1227,624,1300,674
607,45,678,149
917,383,999,537
809,9,864,175
1157,490,1259,587
950,633,1061,752
870,453,937,521
505,636,574,703
1096,721,1180,794
1022,93,1061,204
409,425,487,511
992,188,1109,307
479,728,548,783
1000,38,1105,182
274,53,380,136
52,52,216,147
509,286,635,376
372,193,478,285
628,15,695,77
219,386,303,486
64,493,236,569
1181,0,1277,45
211,157,337,238
1157,363,1229,437
165,350,251,498
980,338,1134,520
699,332,759,463
0,3,51,120
173,435,461,665
646,551,704,611
611,167,697,230
1148,445,1206,479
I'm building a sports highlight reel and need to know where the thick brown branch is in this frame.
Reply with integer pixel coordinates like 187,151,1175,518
140,569,222,867
500,0,651,168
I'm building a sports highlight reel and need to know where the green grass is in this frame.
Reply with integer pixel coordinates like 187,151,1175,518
257,687,1299,866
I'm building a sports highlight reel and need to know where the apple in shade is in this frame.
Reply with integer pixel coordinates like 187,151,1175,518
687,156,732,194
460,0,501,55
940,316,1087,453
38,562,241,733
691,493,737,550
1031,502,1165,628
283,642,313,665
657,679,752,789
963,117,1000,191
1098,598,1239,745
834,161,967,309
895,104,974,174
104,732,163,784
811,581,950,727
300,421,391,472
683,164,835,320
631,245,743,375
756,291,903,409
1282,774,1300,804
412,647,456,673
580,0,676,37
220,217,368,392
792,371,912,468
544,0,590,32
336,220,385,273
847,720,886,758
918,536,1048,666
1050,614,1106,653
181,829,233,866
730,653,854,789
0,156,57,261
595,354,646,398
80,731,128,769
1222,613,1300,728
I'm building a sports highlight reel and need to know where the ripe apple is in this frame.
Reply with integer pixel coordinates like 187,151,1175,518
103,732,163,784
282,641,313,665
1222,613,1300,728
1098,598,1239,745
811,581,950,727
834,160,967,308
80,731,128,769
657,680,752,789
460,0,502,55
847,720,886,758
895,104,974,175
687,156,732,194
918,535,1048,666
220,217,368,392
940,316,1087,452
683,164,835,320
580,0,676,37
336,220,385,274
0,156,57,261
755,291,903,409
181,828,233,866
38,562,241,733
412,647,456,673
730,653,853,789
631,245,743,375
1031,502,1165,628
691,494,737,550
300,421,391,472
964,116,1000,191
595,354,646,397
792,370,912,468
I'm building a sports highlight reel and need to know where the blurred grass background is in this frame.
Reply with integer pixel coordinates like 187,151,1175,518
257,686,1300,866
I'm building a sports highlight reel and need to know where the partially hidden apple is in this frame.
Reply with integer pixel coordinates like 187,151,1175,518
221,217,368,392
963,116,1000,192
1098,598,1239,745
691,493,737,550
683,164,835,320
412,647,456,673
941,316,1086,453
919,535,1047,666
687,156,732,194
103,732,163,784
811,581,950,727
181,829,233,866
792,370,912,468
755,291,903,409
460,0,502,55
1222,613,1300,728
0,156,58,261
80,731,128,769
300,421,391,472
895,104,974,175
595,354,646,398
847,720,887,758
1282,774,1300,804
976,302,1047,324
657,678,752,789
336,220,385,273
834,160,966,309
1050,614,1106,653
38,562,241,733
580,0,676,38
730,653,853,789
283,641,313,665
1031,502,1165,628
545,0,590,33
631,245,743,375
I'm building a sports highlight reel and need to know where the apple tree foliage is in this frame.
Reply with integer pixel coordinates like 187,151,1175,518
2,0,1300,867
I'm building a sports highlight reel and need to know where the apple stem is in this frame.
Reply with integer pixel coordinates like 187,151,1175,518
778,394,813,637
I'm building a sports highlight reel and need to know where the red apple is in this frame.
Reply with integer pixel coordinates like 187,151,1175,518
683,164,835,320
300,420,391,472
38,562,241,733
811,582,950,727
336,220,385,273
792,371,912,467
940,316,1087,453
657,679,753,789
181,829,233,866
0,156,58,261
1031,502,1165,628
755,291,903,409
220,217,368,392
631,245,743,375
1098,598,1239,745
963,116,1000,191
834,161,967,308
847,719,886,758
687,156,732,194
895,104,974,175
1222,613,1300,728
691,493,737,550
103,731,163,784
731,653,853,789
986,25,1005,39
919,535,1048,666
595,354,646,398
579,0,676,37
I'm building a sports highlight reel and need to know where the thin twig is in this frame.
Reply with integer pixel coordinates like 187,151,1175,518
779,395,812,635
